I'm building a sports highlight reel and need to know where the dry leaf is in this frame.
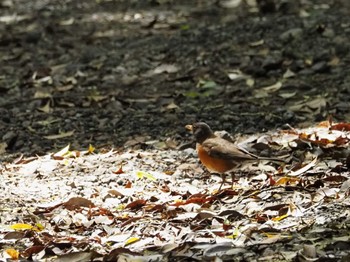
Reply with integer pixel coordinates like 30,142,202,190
64,197,95,210
44,130,75,140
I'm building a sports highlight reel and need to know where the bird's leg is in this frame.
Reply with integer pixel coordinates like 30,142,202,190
231,173,236,188
218,173,226,191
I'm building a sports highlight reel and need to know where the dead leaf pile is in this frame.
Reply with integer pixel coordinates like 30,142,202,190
1,121,350,261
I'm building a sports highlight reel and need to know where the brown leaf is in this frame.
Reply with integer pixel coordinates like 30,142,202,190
3,231,25,240
171,196,213,207
63,197,95,211
107,189,124,197
13,155,37,164
323,175,348,183
125,199,147,210
23,246,45,258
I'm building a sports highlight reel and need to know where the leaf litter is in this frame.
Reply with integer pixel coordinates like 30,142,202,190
1,121,350,261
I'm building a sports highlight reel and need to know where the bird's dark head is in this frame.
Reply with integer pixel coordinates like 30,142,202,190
186,122,214,144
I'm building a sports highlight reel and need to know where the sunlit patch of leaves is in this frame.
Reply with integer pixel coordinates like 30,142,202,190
2,121,350,260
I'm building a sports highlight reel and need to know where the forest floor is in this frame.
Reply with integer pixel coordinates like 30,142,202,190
1,0,350,261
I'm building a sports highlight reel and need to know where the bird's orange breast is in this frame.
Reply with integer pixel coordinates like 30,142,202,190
196,144,236,173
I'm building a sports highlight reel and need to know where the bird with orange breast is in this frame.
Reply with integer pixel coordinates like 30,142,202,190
186,122,284,190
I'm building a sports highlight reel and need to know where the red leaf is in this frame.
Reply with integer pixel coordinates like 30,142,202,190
268,174,276,186
185,197,208,205
255,214,268,223
125,180,132,188
330,123,350,131
126,199,147,210
334,136,349,146
113,165,124,174
171,196,214,207
222,223,232,231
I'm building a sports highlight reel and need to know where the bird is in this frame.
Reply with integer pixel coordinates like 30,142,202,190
186,122,284,190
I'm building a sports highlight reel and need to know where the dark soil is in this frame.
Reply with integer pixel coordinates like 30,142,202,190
1,0,350,158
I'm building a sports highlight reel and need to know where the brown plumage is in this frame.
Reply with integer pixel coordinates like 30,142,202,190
186,122,281,189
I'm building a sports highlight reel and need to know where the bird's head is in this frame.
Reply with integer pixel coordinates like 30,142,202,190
186,122,215,144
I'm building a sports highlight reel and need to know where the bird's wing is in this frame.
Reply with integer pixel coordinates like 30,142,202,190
201,137,257,160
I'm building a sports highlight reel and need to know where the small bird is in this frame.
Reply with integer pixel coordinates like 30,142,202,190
186,122,283,190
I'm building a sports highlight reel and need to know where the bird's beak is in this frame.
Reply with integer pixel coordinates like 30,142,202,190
185,124,193,132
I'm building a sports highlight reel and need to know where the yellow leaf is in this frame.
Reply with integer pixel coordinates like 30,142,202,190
88,144,95,154
125,237,140,246
10,223,33,231
227,228,240,239
62,159,70,166
66,150,79,158
264,232,278,238
135,171,156,181
5,249,19,259
272,214,289,221
136,171,144,179
275,177,300,186
116,204,125,211
34,223,45,231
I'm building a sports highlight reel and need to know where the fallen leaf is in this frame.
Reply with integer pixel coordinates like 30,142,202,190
10,223,34,231
154,64,178,74
114,164,124,174
197,79,218,89
125,199,147,210
37,100,52,113
330,122,350,131
283,69,296,79
272,213,289,221
249,39,264,46
262,81,282,92
136,171,156,181
88,144,95,154
125,237,140,246
289,157,318,176
23,246,45,258
44,130,75,140
275,177,300,186
5,249,19,260
53,144,70,159
64,197,95,211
